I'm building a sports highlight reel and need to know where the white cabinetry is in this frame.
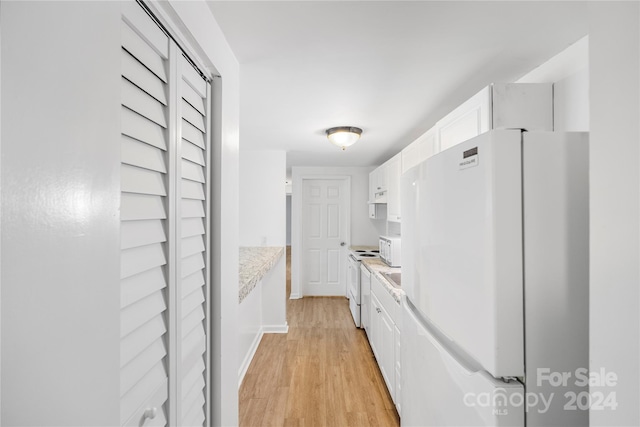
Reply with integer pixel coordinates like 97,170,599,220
368,203,387,220
386,153,402,223
437,83,553,152
360,265,372,333
369,274,401,411
369,164,388,203
402,126,438,174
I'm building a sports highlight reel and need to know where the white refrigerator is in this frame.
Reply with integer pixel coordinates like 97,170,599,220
401,130,589,426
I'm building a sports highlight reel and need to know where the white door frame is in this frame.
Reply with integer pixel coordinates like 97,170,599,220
291,174,351,299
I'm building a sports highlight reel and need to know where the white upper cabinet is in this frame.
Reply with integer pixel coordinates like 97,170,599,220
437,83,553,152
369,163,388,203
386,153,402,223
401,126,438,175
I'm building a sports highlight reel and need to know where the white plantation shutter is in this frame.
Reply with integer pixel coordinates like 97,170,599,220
120,3,210,426
177,56,209,427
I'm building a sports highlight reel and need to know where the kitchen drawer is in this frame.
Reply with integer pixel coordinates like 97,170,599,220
371,274,400,325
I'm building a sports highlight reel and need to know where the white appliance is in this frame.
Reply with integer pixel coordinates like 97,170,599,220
401,130,589,426
379,235,402,267
347,248,379,327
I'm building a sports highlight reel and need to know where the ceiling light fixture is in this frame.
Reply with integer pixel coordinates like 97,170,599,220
326,126,363,150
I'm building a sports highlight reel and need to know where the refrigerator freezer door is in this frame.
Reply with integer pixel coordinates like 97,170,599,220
405,130,524,378
402,300,524,427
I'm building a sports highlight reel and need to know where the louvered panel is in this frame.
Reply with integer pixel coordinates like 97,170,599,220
121,22,167,83
181,121,205,149
181,235,205,259
120,337,167,396
181,99,205,132
181,270,205,297
181,79,205,115
121,243,166,279
121,193,166,221
120,361,167,426
121,290,167,338
121,164,167,197
181,218,205,239
122,136,167,173
181,159,205,184
181,199,205,218
122,79,167,128
181,179,205,200
181,358,206,399
121,314,166,368
121,266,167,309
181,253,205,279
181,304,205,339
181,56,207,98
122,1,169,59
181,337,205,386
121,219,166,250
122,382,168,427
182,388,206,427
182,287,205,317
182,140,206,166
122,49,167,105
122,107,167,151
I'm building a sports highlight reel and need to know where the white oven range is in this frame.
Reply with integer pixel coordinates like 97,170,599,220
347,248,379,327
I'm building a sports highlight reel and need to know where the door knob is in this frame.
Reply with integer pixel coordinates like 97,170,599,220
340,242,346,246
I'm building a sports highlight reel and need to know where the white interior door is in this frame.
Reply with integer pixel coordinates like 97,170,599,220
301,179,349,296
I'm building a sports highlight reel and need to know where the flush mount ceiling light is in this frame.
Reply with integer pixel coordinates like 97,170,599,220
326,126,363,150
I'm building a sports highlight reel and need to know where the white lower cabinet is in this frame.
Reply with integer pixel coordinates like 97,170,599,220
369,274,402,415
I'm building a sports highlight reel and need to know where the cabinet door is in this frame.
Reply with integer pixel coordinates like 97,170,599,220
386,153,402,222
394,324,402,415
369,293,382,360
370,164,388,203
402,126,438,174
360,265,371,333
437,86,491,152
380,306,396,402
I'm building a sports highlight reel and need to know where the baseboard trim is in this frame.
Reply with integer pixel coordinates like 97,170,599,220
289,293,301,299
263,323,289,334
238,329,264,389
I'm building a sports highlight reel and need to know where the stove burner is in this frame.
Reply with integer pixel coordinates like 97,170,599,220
370,250,380,253
359,253,376,257
355,250,366,253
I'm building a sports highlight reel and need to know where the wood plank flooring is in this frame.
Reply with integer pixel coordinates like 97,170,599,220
239,248,400,427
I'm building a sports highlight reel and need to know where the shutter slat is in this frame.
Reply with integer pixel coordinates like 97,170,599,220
121,266,166,309
122,2,169,59
181,235,205,259
181,253,205,279
120,338,167,397
121,219,167,250
120,362,167,425
181,199,205,219
122,383,168,427
121,22,167,83
181,56,207,98
181,99,205,132
122,164,167,197
182,287,205,315
182,140,206,166
121,290,167,338
122,135,167,173
182,218,205,239
121,193,166,221
181,304,205,338
121,243,167,280
182,120,205,149
181,79,205,115
121,314,166,367
122,78,167,128
181,159,205,184
181,358,205,399
122,107,167,151
182,385,206,427
181,270,205,297
181,179,205,200
122,49,167,106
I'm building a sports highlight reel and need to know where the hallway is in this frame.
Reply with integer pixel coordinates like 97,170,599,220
239,248,400,426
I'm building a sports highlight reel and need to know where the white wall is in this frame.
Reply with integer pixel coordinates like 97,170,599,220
290,166,384,298
588,3,639,425
286,195,292,245
518,36,589,131
1,2,122,424
239,151,286,246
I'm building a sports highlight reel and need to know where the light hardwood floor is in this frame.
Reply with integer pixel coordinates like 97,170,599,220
239,247,400,426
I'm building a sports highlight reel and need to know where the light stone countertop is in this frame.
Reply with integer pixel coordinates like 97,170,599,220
361,258,405,304
239,246,285,303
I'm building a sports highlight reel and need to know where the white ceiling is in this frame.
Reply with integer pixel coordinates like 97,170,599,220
206,1,588,176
